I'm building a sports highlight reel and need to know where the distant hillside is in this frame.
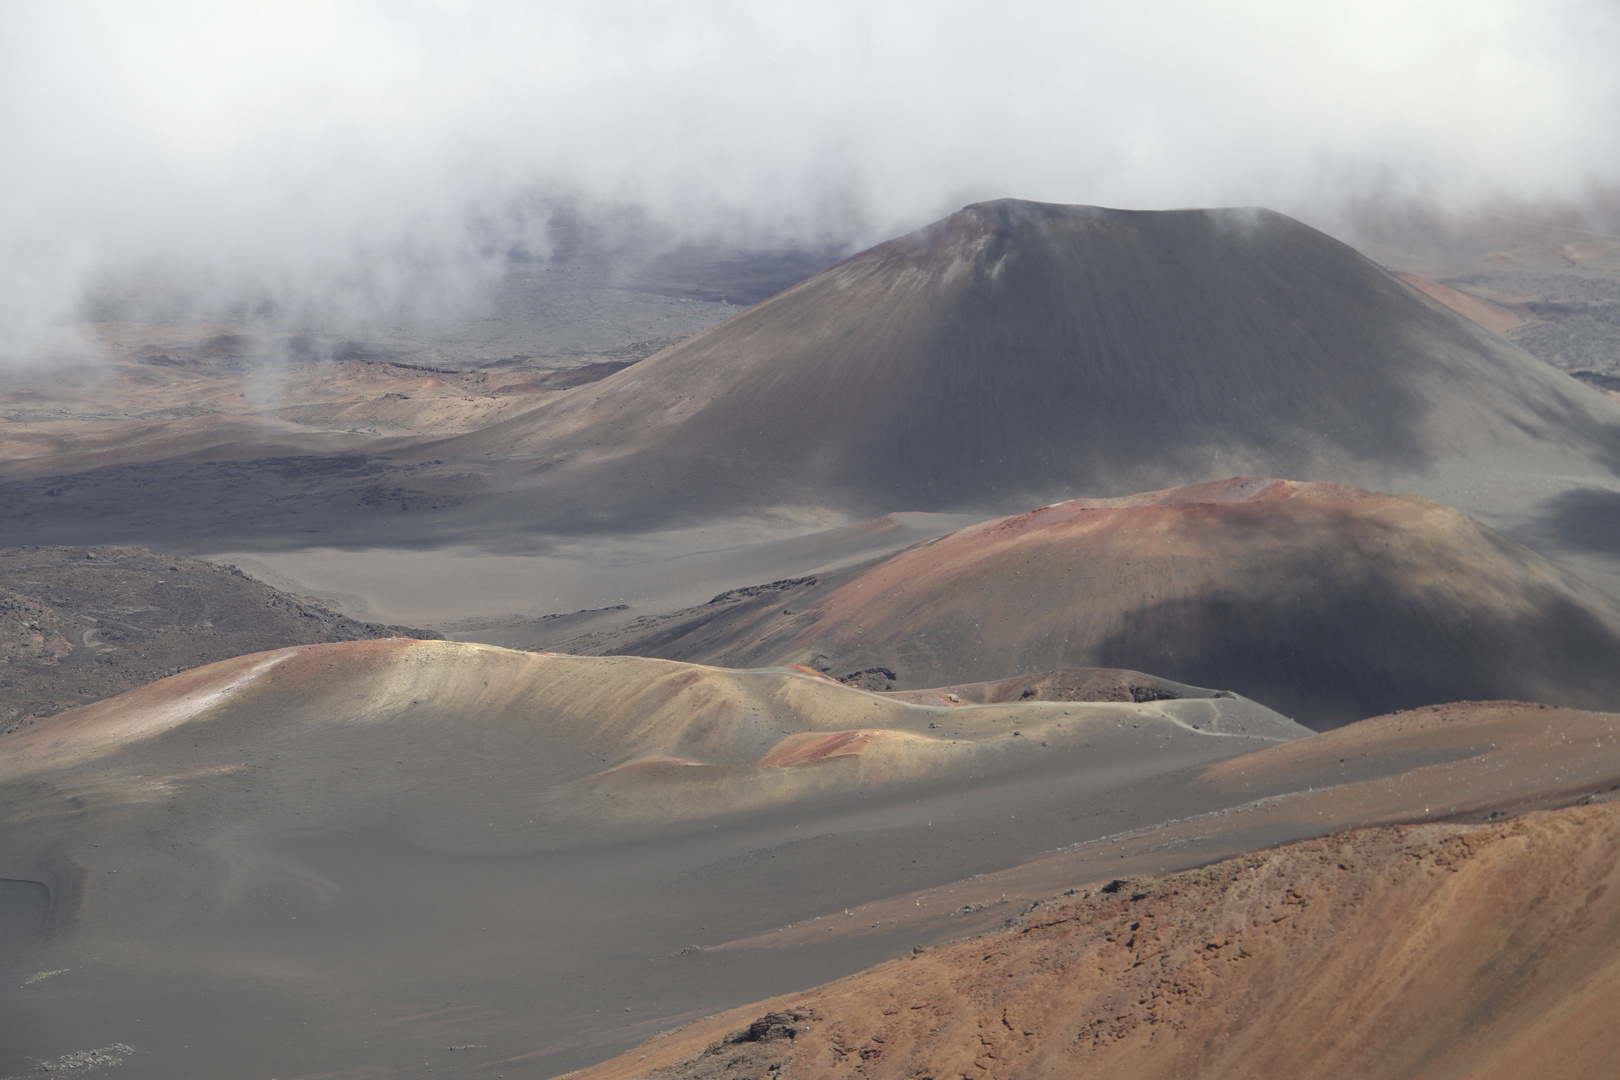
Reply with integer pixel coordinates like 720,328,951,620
560,479,1620,727
443,199,1620,521
0,545,435,730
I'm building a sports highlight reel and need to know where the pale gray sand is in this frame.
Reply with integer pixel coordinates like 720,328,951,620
9,646,1620,1079
0,642,1304,1079
203,511,979,627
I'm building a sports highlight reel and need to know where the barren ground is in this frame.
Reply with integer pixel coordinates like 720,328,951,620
577,801,1620,1080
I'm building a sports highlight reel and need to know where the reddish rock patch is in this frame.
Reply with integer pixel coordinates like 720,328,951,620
1394,271,1528,334
757,730,906,768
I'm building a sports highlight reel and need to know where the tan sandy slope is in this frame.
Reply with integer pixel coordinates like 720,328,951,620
0,640,1300,837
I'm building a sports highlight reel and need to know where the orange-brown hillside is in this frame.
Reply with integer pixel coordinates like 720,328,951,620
1393,271,1528,334
573,801,1620,1080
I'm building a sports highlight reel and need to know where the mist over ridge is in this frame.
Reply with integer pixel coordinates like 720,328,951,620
10,8,1620,1079
4,0,1620,362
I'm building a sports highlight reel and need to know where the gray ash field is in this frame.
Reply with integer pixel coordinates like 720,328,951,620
6,645,1620,1078
1488,271,1620,377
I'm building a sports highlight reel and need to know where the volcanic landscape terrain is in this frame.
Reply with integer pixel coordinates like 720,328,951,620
4,199,1620,1080
561,477,1620,728
0,545,433,733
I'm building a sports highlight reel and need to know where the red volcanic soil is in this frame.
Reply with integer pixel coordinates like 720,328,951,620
756,729,916,767
879,668,1227,706
1393,271,1528,334
575,802,1620,1080
612,478,1620,727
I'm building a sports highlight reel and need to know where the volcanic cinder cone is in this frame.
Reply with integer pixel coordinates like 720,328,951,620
607,478,1620,727
445,199,1620,520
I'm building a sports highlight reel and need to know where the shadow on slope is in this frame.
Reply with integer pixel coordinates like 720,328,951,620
1526,486,1620,557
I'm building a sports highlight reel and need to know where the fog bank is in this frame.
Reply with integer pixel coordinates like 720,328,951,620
3,0,1618,360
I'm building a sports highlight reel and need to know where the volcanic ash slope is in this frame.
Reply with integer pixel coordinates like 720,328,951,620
0,639,1299,1079
576,802,1620,1080
444,199,1620,520
0,639,1302,842
606,478,1620,728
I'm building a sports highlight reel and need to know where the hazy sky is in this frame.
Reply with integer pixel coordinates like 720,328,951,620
3,0,1619,357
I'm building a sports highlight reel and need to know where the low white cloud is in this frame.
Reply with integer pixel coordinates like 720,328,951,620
2,0,1617,359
